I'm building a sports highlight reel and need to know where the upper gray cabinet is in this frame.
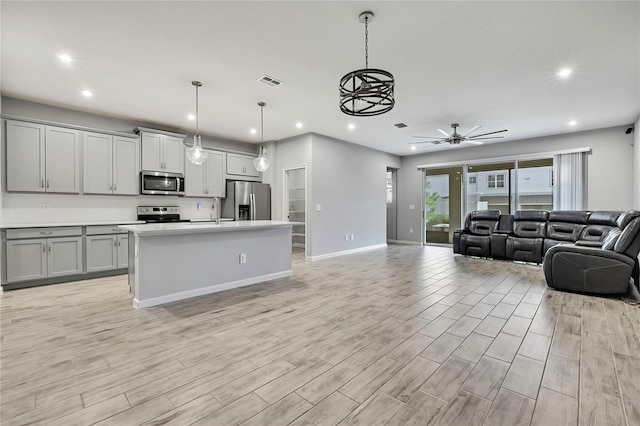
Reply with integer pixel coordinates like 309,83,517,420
226,153,260,178
185,148,225,198
83,132,139,195
6,120,80,193
137,127,185,174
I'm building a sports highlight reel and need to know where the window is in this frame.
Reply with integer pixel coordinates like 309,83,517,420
487,173,505,188
468,176,476,184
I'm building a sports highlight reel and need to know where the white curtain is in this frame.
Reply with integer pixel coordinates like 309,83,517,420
553,152,588,210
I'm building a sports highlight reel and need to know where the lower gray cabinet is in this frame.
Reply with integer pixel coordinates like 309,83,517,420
86,226,128,272
6,234,83,282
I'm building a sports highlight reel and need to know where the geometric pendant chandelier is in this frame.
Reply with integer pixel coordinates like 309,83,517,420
339,11,395,116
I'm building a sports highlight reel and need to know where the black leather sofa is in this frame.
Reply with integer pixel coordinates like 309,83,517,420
453,209,640,295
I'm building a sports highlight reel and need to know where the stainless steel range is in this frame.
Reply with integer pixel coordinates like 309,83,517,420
137,206,190,223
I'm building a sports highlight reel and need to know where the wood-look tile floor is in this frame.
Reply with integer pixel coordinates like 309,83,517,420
2,244,640,425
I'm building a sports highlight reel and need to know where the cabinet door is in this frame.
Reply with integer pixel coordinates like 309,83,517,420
45,126,80,193
117,235,129,268
243,155,261,178
6,239,47,282
163,136,185,174
86,235,117,272
141,133,163,171
6,120,46,192
226,153,245,175
83,132,113,194
113,136,139,195
205,151,225,197
184,147,206,197
48,237,83,277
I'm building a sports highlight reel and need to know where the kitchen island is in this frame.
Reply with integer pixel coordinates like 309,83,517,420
120,220,293,308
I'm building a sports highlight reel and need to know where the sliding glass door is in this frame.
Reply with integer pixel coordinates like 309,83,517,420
425,167,463,244
465,162,515,218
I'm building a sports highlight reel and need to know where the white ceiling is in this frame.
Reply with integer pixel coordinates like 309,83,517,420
2,1,639,156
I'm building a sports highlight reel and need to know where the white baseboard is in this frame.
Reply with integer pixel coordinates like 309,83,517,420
309,243,387,261
387,239,422,246
133,270,293,309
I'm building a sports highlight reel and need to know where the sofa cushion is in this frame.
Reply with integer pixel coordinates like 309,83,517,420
588,211,621,226
465,210,501,236
512,210,548,239
617,210,640,230
614,217,640,254
601,228,621,250
548,210,589,224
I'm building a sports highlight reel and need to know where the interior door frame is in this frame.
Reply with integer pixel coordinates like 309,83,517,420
283,165,308,258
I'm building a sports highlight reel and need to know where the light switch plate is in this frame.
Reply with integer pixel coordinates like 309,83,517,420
409,204,415,210
316,204,322,212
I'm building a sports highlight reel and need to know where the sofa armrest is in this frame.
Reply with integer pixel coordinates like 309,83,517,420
575,240,604,248
492,230,512,235
545,244,634,265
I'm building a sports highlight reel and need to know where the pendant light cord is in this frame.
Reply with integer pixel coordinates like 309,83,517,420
195,84,199,134
364,16,369,69
261,104,264,144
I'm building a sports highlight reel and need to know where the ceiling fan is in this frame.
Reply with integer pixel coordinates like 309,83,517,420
411,123,508,145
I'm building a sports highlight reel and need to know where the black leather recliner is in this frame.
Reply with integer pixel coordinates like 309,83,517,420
506,210,549,264
544,212,640,294
576,211,621,248
543,210,589,253
453,210,501,257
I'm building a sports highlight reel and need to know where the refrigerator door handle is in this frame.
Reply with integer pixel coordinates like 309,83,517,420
250,193,256,220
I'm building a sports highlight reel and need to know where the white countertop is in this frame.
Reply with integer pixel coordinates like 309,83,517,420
0,220,146,229
120,220,294,236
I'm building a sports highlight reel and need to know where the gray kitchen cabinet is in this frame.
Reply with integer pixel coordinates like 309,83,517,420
226,153,260,178
6,233,83,283
86,226,128,272
185,148,225,197
6,120,80,193
138,128,185,174
83,132,139,195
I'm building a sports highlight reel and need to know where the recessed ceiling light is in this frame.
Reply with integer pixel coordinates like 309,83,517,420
295,122,303,129
568,120,577,126
58,53,73,63
187,114,195,121
348,123,355,130
411,146,416,151
250,128,257,135
557,68,572,78
81,90,93,97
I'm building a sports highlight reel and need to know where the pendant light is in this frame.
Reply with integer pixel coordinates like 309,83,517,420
186,81,207,165
339,11,395,116
253,102,270,172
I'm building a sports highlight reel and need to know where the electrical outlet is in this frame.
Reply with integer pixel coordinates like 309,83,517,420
239,253,247,264
345,234,349,241
196,202,202,210
409,228,414,233
350,234,354,240
316,204,322,212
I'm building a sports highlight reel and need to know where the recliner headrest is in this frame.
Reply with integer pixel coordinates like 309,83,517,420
513,210,549,222
588,211,621,226
614,217,640,253
617,210,640,230
548,210,589,224
470,210,501,221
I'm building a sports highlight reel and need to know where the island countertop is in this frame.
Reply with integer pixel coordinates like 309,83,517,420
120,220,294,236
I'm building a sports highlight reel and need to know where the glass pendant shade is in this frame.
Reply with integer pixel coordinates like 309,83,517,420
253,146,270,172
187,81,207,165
253,102,270,172
187,134,206,165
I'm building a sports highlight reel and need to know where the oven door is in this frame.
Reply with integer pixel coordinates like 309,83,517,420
140,171,185,196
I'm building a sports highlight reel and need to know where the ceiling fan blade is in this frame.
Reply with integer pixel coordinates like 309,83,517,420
466,136,504,140
463,140,484,145
467,129,508,138
437,129,451,137
412,135,445,139
461,125,481,137
409,141,435,145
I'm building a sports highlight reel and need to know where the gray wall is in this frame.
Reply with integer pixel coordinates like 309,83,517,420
634,115,640,210
397,125,635,243
310,133,400,258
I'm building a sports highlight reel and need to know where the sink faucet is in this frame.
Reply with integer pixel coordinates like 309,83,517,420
211,197,221,224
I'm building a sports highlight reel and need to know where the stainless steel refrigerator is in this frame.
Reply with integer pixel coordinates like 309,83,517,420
221,181,271,220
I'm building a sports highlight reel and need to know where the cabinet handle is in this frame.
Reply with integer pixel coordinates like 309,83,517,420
46,180,50,188
41,179,45,188
113,184,117,191
48,243,51,252
42,243,46,253
40,231,53,235
112,228,120,232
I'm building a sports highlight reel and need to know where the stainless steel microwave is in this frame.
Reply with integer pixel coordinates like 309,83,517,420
140,171,185,196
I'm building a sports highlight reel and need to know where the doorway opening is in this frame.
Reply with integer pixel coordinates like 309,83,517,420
284,167,307,256
386,168,398,241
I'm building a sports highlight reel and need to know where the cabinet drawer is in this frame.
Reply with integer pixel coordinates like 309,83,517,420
86,225,128,235
6,227,82,240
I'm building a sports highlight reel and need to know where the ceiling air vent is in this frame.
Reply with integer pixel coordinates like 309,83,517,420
257,75,283,87
394,123,408,128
